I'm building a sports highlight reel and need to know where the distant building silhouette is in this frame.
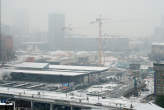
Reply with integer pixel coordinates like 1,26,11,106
48,13,129,51
153,17,164,42
48,13,65,50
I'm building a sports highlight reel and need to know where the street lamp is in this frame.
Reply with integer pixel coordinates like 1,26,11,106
0,0,2,63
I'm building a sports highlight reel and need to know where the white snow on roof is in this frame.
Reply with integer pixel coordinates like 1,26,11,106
14,62,49,69
49,65,109,71
152,43,164,46
140,65,149,70
6,69,88,76
0,103,13,106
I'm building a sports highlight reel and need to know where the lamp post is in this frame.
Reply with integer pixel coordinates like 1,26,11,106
11,101,15,110
0,0,2,63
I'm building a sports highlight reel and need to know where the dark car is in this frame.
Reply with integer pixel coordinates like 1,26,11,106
94,103,102,106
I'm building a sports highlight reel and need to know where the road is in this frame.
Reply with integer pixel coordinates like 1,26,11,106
0,86,131,109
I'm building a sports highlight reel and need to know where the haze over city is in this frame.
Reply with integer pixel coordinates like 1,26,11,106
2,0,164,37
0,0,164,110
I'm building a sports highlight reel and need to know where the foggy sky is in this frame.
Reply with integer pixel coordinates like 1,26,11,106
2,0,164,37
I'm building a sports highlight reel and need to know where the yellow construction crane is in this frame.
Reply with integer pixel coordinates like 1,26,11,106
90,15,111,66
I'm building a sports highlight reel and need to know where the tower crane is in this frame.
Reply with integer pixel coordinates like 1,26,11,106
90,15,111,66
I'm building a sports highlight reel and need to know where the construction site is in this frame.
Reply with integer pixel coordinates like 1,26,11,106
0,25,157,109
0,47,155,110
1,1,164,109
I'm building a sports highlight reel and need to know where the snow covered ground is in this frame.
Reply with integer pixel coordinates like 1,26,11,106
0,84,162,110
134,102,164,110
0,86,131,109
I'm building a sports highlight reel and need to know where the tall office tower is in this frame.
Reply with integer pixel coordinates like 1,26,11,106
153,62,164,107
151,43,164,61
12,10,29,34
153,17,164,42
48,13,65,50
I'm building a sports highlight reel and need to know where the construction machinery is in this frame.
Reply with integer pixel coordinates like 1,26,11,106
90,15,111,66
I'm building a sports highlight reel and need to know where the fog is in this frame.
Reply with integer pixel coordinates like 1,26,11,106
1,1,164,109
2,0,164,37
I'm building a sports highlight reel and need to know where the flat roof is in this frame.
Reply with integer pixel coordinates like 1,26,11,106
152,43,164,46
13,63,109,72
14,62,49,69
0,103,13,106
49,65,109,72
153,61,164,65
6,69,89,76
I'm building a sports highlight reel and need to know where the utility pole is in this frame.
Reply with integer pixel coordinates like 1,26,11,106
0,0,4,65
91,15,111,66
0,0,5,65
0,0,2,63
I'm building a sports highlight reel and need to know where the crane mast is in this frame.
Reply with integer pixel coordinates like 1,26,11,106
91,16,109,66
97,18,103,66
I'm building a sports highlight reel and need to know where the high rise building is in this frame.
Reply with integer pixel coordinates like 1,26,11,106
10,10,29,35
48,13,65,50
153,17,164,42
151,43,164,61
153,62,164,107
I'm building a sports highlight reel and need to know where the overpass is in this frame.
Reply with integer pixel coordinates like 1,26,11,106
0,86,132,110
